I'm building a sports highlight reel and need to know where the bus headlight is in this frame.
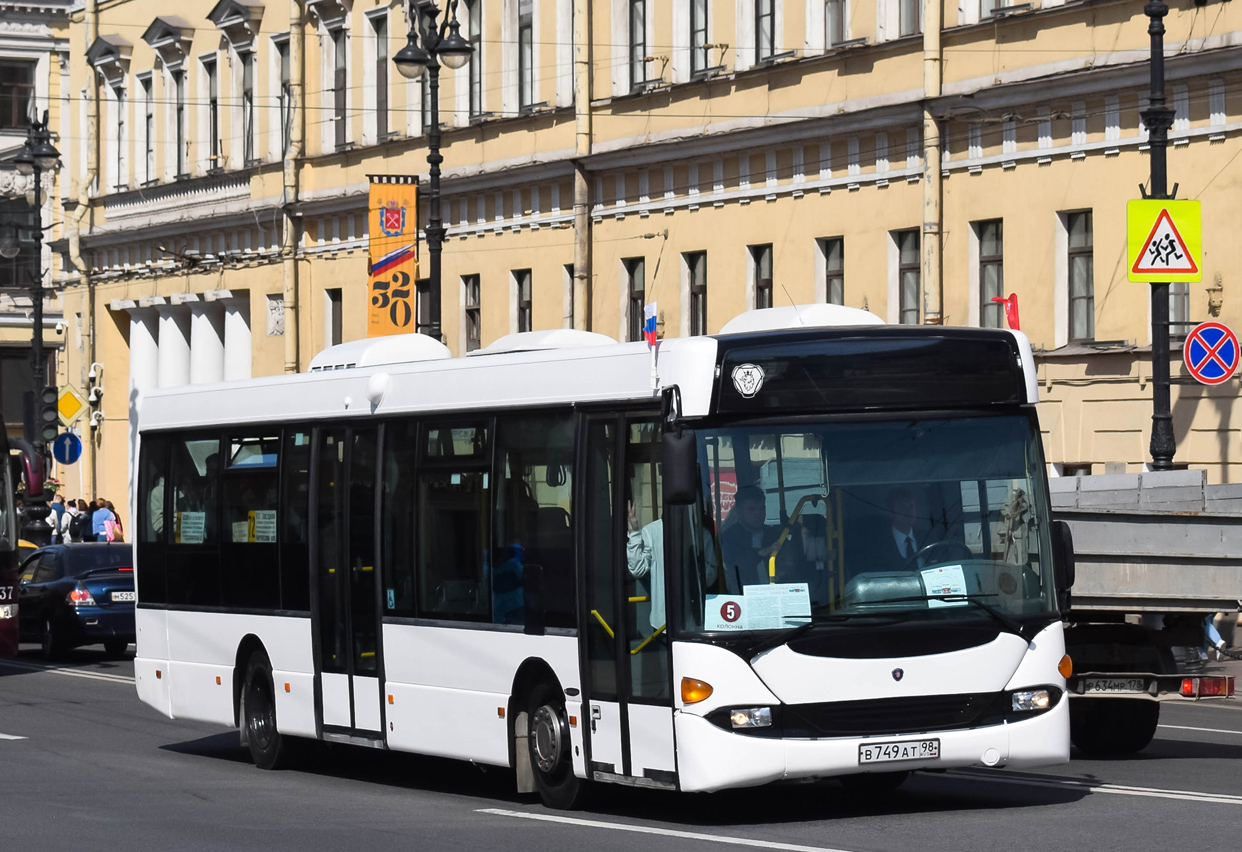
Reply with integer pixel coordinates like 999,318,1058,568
729,707,773,729
1011,689,1052,712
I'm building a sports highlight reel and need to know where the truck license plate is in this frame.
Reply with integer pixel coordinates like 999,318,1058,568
1083,677,1146,694
858,738,940,765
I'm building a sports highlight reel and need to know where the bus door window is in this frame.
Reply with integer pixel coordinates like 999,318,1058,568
416,422,491,621
167,436,222,607
624,419,667,701
280,430,312,612
350,429,379,675
381,420,417,616
316,429,348,673
583,420,617,701
220,434,280,610
137,435,170,604
493,412,575,628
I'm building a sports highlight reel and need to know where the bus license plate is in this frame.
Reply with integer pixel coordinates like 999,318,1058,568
1083,677,1146,694
111,591,136,602
858,738,940,765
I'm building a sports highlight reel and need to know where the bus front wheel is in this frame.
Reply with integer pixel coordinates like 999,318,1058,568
242,650,292,770
527,682,586,810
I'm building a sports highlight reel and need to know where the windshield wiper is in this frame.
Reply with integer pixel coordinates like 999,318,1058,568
850,593,1031,641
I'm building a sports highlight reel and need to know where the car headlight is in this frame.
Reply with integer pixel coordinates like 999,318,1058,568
0,604,13,619
729,707,773,729
1011,689,1052,712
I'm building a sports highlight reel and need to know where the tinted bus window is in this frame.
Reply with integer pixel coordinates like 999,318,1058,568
137,434,170,604
281,429,312,612
167,436,221,607
382,420,417,616
220,434,280,609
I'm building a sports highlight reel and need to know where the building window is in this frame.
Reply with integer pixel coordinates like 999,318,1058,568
899,0,921,36
113,85,127,190
174,70,187,177
691,0,709,76
204,57,220,167
625,257,646,342
629,0,647,92
518,0,534,111
826,0,845,46
277,39,291,155
373,15,388,139
751,244,773,310
242,51,256,163
1170,281,1190,341
141,76,154,184
1068,211,1093,341
897,229,920,325
515,269,532,332
467,0,483,118
820,237,844,305
687,251,707,335
331,28,347,149
0,198,38,291
464,275,481,351
0,62,35,130
978,220,1004,329
756,0,776,63
326,288,342,346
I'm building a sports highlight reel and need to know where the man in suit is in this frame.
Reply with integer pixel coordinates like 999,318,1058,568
719,486,781,590
873,486,927,574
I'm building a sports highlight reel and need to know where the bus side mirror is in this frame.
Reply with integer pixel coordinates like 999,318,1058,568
1052,519,1075,609
663,429,697,505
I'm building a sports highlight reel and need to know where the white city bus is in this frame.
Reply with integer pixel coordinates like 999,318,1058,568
134,304,1074,808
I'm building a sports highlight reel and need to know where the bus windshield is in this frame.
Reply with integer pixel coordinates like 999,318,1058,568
675,413,1056,635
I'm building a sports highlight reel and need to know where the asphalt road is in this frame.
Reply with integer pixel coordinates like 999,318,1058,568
2,646,1241,852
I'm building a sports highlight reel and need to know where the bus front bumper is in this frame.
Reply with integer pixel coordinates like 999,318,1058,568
673,696,1069,793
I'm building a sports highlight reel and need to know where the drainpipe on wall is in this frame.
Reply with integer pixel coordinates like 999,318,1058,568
571,0,591,331
68,0,99,495
281,0,304,372
921,0,944,325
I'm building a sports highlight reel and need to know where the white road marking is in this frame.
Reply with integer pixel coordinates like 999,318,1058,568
1159,723,1242,736
477,808,859,852
942,771,1242,805
0,732,27,740
0,658,134,684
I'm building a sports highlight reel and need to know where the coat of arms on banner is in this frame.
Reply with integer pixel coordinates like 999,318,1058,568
380,200,406,236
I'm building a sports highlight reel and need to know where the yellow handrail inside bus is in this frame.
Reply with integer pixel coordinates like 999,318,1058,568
767,493,828,583
628,595,649,603
590,609,615,639
631,625,665,655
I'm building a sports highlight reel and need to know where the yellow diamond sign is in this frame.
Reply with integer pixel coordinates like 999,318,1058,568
58,385,87,426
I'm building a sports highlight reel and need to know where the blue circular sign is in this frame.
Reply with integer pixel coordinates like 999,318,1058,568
1184,322,1239,386
52,432,82,465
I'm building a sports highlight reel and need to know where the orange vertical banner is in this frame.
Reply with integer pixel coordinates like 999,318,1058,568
367,175,419,337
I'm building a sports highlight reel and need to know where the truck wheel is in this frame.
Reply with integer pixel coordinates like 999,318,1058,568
1070,698,1160,755
241,650,292,770
527,681,586,809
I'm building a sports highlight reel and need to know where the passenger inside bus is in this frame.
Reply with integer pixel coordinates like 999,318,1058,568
718,485,781,589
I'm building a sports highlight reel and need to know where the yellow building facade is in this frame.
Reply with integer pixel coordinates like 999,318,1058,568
51,0,1242,509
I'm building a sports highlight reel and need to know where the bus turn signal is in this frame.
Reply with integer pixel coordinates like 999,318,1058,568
681,678,714,704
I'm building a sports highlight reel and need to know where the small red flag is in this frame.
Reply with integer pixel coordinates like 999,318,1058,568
991,294,1020,331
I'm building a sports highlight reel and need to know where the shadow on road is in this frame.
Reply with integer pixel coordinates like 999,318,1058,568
157,731,1092,826
0,643,133,678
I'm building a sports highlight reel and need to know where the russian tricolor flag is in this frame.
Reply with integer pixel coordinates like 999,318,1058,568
370,243,415,278
643,302,658,347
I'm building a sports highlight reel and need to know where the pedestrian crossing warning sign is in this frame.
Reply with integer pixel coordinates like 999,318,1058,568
1127,199,1201,283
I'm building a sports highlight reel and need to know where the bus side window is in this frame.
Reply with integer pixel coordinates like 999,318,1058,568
167,436,222,608
137,434,170,604
417,420,491,621
493,412,575,629
220,434,280,610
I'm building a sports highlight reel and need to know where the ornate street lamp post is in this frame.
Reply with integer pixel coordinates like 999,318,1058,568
0,111,61,544
392,0,473,341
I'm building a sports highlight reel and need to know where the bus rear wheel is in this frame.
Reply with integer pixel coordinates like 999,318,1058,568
527,682,586,810
242,650,292,770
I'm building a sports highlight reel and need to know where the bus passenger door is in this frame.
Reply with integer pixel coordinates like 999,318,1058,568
313,427,384,740
581,413,677,789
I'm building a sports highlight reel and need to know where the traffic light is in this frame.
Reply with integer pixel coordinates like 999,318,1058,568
39,385,58,445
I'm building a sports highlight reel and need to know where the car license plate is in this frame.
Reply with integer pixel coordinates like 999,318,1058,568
1083,677,1146,694
858,738,940,765
111,591,135,602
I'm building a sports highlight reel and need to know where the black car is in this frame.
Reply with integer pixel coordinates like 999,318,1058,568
17,544,135,659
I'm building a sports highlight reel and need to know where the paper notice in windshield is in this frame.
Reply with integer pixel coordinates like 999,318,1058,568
921,564,968,608
252,510,278,543
177,511,206,544
232,521,249,543
704,584,812,631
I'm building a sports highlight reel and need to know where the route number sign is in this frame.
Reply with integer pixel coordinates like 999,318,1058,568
1183,322,1239,386
1127,200,1201,283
